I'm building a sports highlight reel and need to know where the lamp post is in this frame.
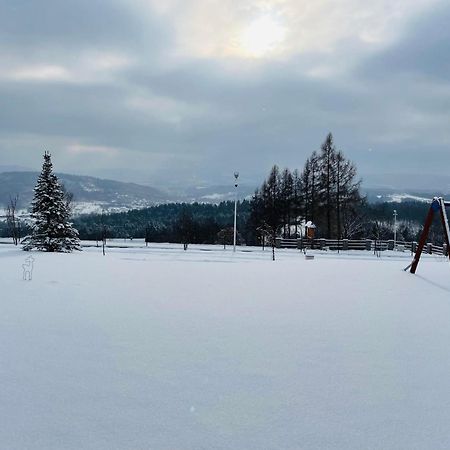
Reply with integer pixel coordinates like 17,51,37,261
393,209,398,250
233,172,239,252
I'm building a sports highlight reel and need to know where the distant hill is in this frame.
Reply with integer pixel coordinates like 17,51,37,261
3,170,445,218
170,184,257,203
0,172,171,215
363,173,450,194
362,188,431,204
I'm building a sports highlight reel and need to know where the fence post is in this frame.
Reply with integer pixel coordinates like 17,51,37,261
275,238,281,248
297,238,302,250
342,239,349,250
443,244,448,257
426,243,433,254
366,239,372,251
387,240,394,250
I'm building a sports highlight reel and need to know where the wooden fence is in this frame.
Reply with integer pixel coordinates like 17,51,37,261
275,238,449,256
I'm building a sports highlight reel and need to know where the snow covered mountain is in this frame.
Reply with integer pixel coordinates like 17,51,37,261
0,171,260,216
0,172,171,215
167,183,257,203
362,187,447,204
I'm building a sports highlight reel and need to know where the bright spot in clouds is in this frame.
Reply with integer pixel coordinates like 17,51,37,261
239,15,286,57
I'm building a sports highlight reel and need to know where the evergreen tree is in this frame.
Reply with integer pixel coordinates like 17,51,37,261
298,135,363,238
23,152,81,252
299,151,320,225
247,189,265,246
319,133,337,238
280,168,294,238
248,167,283,259
292,169,301,237
335,151,364,239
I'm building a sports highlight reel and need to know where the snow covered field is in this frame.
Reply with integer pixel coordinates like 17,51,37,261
1,243,450,450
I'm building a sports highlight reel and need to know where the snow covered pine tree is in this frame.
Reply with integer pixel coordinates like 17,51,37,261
23,152,81,252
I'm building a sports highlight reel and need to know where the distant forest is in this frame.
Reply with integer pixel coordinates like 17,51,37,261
73,201,253,245
0,197,443,245
68,200,443,245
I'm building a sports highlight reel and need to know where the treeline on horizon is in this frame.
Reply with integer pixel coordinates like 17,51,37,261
72,128,446,247
69,133,443,246
0,191,442,245
64,199,437,243
1,133,446,245
245,133,445,245
2,196,441,242
248,133,363,243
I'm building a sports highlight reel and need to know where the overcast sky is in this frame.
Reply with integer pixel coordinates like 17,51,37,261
0,0,449,188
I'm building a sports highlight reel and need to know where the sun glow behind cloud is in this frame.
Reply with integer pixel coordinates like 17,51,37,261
238,15,287,58
143,0,437,63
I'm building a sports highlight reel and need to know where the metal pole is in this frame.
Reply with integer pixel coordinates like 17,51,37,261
233,172,239,252
393,209,397,250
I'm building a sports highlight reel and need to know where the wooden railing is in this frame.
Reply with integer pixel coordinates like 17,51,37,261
275,238,449,256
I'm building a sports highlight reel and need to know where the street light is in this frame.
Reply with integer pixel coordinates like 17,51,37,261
393,209,398,250
233,171,239,252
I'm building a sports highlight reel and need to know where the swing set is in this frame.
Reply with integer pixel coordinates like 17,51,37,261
405,197,450,273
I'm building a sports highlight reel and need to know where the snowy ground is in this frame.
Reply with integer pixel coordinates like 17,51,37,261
1,243,450,450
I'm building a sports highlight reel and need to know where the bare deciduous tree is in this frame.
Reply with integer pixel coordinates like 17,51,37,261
6,195,20,245
176,208,196,251
217,227,234,249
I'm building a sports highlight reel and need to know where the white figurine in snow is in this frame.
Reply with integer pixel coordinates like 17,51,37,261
22,255,35,281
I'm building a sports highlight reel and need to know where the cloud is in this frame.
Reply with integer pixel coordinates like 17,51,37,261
360,1,450,81
1,52,135,85
0,0,147,49
66,145,120,156
8,65,72,82
0,0,449,189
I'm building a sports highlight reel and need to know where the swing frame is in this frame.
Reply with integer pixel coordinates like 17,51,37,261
405,197,450,274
